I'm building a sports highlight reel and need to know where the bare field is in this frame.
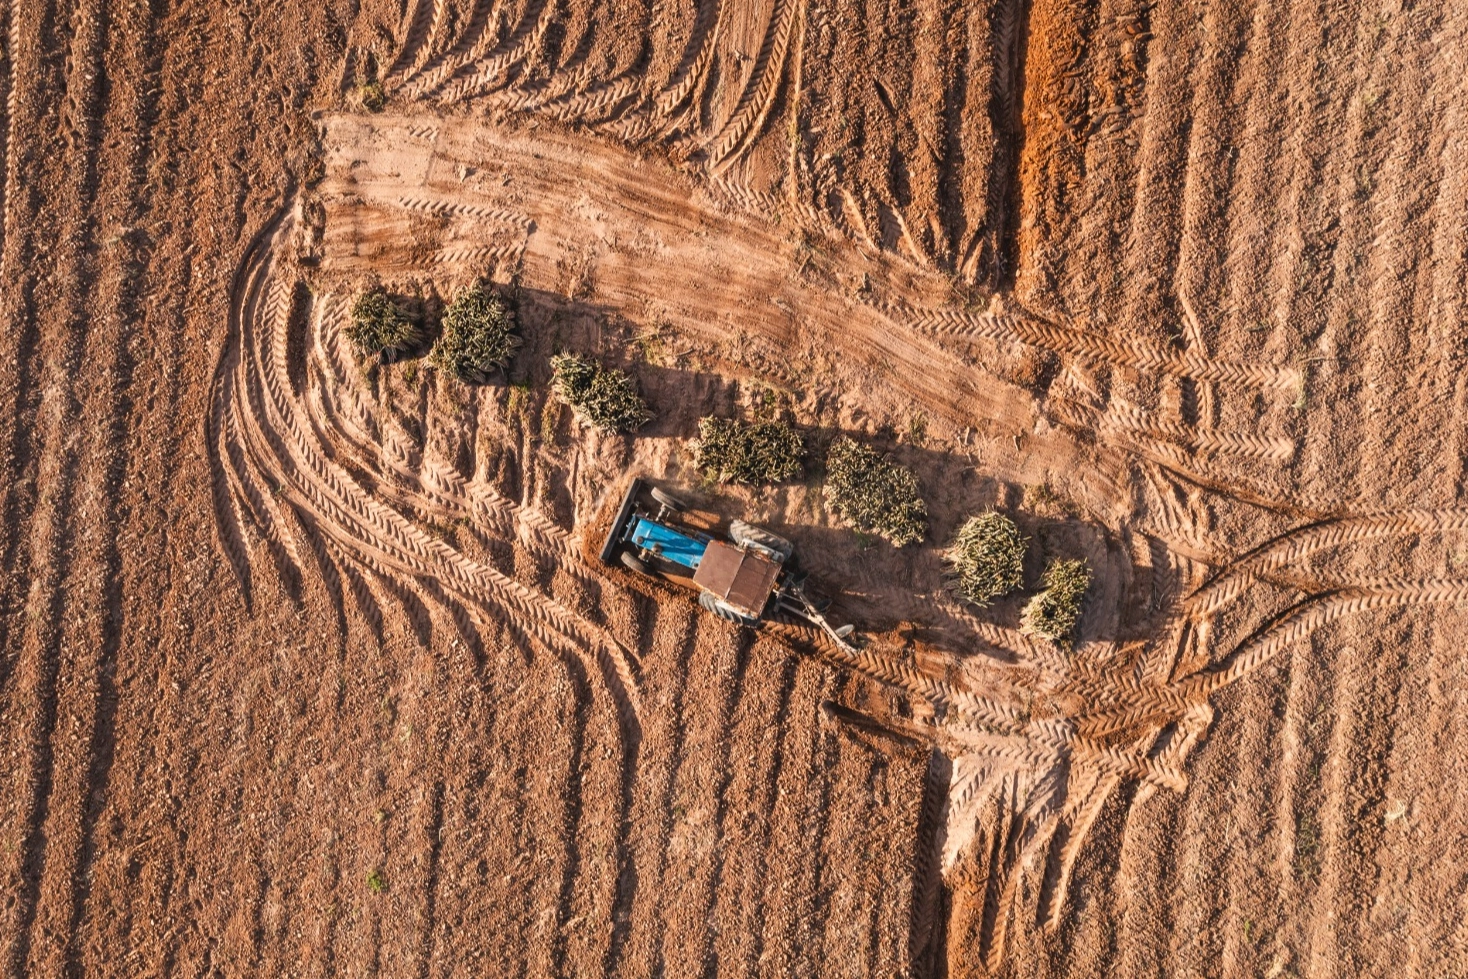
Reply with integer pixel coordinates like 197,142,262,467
3,0,1468,976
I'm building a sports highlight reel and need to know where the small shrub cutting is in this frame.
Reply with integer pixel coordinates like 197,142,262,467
824,436,927,546
1021,557,1092,646
430,280,521,383
359,79,387,112
347,287,425,362
946,512,1027,606
693,417,805,485
550,352,651,432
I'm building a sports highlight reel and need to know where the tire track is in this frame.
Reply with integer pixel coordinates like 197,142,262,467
0,0,61,708
486,0,605,117
432,0,558,102
1186,508,1468,622
413,779,446,979
453,602,543,978
655,627,754,976
599,601,690,976
709,642,799,975
544,653,597,979
399,0,499,97
816,738,909,974
1096,398,1294,465
649,0,723,122
1194,581,1468,697
0,0,12,256
1,0,111,971
891,300,1301,393
788,679,840,972
214,211,642,738
1038,766,1118,931
908,747,953,971
1076,578,1468,744
54,0,161,970
384,0,443,82
522,72,642,124
704,0,800,169
1215,627,1301,976
611,600,695,978
752,656,829,974
93,4,213,969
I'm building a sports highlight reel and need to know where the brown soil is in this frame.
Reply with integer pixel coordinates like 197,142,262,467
4,0,1468,976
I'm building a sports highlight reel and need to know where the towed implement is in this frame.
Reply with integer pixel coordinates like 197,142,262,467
600,479,858,649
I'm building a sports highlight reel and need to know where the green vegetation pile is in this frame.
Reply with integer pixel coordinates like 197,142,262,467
431,281,520,383
823,437,927,547
550,352,651,432
360,81,386,112
347,288,425,361
946,513,1028,606
1021,558,1092,646
693,417,805,485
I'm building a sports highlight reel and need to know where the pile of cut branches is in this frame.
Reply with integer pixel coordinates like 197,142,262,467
347,288,425,362
946,512,1027,606
1021,558,1092,646
550,352,651,432
431,281,520,383
693,417,805,485
824,437,927,546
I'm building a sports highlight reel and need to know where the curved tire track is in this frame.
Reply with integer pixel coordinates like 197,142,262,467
209,205,642,738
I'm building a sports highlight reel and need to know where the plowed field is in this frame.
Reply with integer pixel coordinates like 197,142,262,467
3,0,1467,977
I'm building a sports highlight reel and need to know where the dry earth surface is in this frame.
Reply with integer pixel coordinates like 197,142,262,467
3,0,1468,977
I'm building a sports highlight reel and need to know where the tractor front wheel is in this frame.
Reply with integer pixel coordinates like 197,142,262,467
650,487,687,512
620,551,651,575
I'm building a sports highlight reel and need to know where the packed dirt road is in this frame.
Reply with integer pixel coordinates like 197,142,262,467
3,0,1468,976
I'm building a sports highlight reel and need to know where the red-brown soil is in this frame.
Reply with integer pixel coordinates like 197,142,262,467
3,0,1468,977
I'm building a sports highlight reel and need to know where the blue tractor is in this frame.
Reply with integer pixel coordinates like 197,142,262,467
600,479,856,645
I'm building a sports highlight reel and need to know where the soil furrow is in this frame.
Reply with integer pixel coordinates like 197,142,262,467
0,0,63,703
0,0,112,970
609,601,696,978
53,0,162,970
705,641,797,974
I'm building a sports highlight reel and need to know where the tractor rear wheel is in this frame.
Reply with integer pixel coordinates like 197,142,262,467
729,519,794,563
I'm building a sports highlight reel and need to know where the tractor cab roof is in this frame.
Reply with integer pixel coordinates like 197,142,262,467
629,516,708,572
694,540,781,619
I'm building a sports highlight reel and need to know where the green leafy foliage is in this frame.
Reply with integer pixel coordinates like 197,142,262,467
431,281,521,383
550,352,651,432
946,512,1027,606
693,417,805,485
366,869,386,894
1021,558,1092,646
823,436,927,547
359,79,387,112
347,288,424,361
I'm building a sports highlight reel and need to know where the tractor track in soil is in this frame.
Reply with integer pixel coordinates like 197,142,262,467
2,1,114,974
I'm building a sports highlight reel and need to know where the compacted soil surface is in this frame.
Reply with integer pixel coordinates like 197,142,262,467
3,0,1468,976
